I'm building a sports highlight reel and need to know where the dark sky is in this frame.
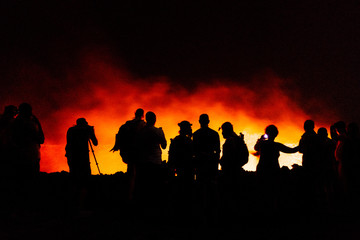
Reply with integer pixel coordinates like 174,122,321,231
1,0,360,123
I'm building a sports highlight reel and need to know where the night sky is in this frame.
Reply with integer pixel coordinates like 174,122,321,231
1,0,360,123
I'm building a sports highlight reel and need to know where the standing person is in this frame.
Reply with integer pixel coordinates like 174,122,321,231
65,118,98,212
255,125,299,176
317,127,337,204
299,120,321,174
219,122,249,220
12,103,44,213
111,108,146,201
219,122,248,183
193,114,221,183
193,114,220,225
298,120,322,205
254,125,298,212
136,111,167,205
168,120,194,183
66,118,98,177
168,120,194,221
12,103,44,178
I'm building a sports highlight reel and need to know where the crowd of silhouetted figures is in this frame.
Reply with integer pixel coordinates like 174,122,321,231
1,104,360,231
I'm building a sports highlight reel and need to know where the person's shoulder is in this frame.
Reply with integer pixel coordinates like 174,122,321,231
67,126,77,133
209,127,219,136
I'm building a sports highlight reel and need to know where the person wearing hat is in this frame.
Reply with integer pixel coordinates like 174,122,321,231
168,120,194,220
168,120,194,182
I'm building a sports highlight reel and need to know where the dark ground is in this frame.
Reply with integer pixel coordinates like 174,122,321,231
0,169,359,240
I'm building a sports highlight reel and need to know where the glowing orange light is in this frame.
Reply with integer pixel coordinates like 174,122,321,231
37,57,329,174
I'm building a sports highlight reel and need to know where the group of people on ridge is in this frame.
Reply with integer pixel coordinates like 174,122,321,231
1,104,359,213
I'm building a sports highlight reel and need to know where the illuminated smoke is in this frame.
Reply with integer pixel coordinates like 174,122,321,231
1,53,335,174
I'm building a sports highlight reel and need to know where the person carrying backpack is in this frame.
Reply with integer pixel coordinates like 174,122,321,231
111,108,146,201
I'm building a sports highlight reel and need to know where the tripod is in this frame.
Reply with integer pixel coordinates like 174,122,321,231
89,140,102,175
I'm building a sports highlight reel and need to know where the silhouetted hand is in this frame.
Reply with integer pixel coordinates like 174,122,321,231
110,147,119,152
239,132,244,140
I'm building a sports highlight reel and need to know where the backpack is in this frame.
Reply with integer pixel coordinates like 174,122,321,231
112,123,131,164
238,137,249,167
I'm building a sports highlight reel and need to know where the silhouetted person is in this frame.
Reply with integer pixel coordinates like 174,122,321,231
66,118,98,177
193,114,220,225
0,105,18,176
219,122,249,220
12,103,44,178
168,120,194,222
135,111,167,208
11,103,44,214
254,125,298,212
65,118,98,212
111,108,146,201
255,125,299,177
193,114,221,183
220,122,248,182
168,120,194,183
299,120,322,174
317,127,337,203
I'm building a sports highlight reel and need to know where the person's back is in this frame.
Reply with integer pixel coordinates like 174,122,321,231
220,122,248,179
135,111,166,208
193,115,220,181
66,118,98,176
299,120,321,173
256,140,281,175
120,117,146,163
169,135,193,169
139,124,166,165
12,103,44,176
255,125,298,177
168,121,194,180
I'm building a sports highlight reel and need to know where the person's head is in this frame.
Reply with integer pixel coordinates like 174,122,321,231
135,108,144,119
18,103,32,117
3,105,17,118
265,125,278,140
146,111,156,126
76,118,88,126
317,127,328,139
178,120,192,136
304,120,315,132
334,121,346,134
199,114,209,127
221,122,234,139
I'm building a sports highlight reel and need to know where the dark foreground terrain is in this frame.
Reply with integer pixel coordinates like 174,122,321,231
0,169,359,240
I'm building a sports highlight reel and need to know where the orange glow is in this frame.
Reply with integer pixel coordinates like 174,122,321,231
35,57,329,174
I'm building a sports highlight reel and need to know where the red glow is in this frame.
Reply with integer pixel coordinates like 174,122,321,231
5,55,333,174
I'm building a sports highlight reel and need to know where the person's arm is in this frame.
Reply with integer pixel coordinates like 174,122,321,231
277,142,299,153
90,126,98,146
159,127,167,149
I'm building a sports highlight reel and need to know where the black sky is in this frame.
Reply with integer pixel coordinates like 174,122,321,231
1,0,360,123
